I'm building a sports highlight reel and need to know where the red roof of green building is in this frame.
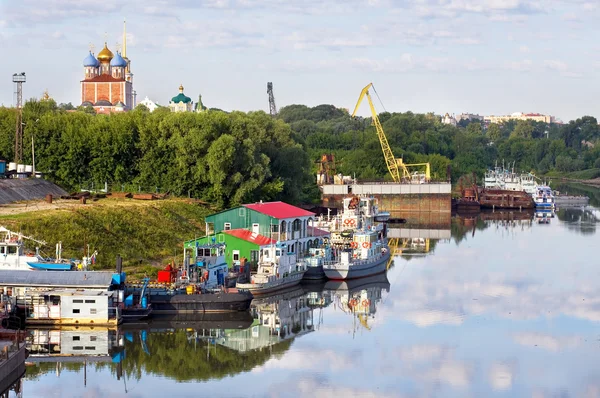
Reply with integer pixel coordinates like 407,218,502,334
223,229,276,246
243,201,314,219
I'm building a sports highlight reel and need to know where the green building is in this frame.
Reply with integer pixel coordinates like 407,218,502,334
184,201,329,267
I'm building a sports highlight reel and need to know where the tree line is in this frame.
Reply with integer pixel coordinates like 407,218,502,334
0,99,598,208
278,104,600,183
0,100,313,208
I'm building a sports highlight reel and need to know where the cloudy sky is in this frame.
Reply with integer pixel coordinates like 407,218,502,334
0,0,599,121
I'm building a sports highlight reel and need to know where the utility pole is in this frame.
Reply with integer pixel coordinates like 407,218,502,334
12,73,26,165
267,82,277,117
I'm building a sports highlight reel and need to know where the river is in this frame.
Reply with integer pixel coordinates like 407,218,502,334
5,202,600,397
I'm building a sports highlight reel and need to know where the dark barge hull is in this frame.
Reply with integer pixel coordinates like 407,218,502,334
149,291,253,314
121,307,153,323
478,188,534,209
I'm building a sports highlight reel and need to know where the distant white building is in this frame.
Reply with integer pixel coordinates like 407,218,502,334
441,113,457,126
485,112,555,124
138,96,160,112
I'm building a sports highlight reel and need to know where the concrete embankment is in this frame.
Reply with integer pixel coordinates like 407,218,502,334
0,179,67,205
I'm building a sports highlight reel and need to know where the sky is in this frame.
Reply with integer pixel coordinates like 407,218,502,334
0,0,599,122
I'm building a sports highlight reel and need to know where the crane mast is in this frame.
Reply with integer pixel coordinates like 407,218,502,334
352,83,401,183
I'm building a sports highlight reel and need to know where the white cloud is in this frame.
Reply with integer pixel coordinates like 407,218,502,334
519,45,530,53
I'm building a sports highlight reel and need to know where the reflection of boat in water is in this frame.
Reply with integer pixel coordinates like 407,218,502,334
478,209,534,222
326,272,390,334
536,209,555,224
119,312,254,331
25,327,122,362
324,271,390,295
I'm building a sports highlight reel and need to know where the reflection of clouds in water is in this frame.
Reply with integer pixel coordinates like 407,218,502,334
27,382,140,398
489,361,516,391
513,332,581,352
381,343,475,390
268,373,402,398
379,268,600,326
254,346,362,372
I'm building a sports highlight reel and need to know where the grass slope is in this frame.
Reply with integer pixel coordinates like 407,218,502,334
0,198,210,276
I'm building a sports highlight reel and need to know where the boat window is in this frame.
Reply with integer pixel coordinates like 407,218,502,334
72,336,80,341
85,346,96,350
73,309,80,314
276,249,282,256
224,222,231,231
90,336,97,342
85,299,95,304
73,299,83,304
73,346,84,350
90,309,97,314
0,247,4,254
7,246,16,254
233,252,240,261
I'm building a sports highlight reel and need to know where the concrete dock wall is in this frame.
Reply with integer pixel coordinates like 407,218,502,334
0,179,67,205
321,183,452,213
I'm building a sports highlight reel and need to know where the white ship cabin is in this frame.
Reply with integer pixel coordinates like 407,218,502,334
337,230,383,264
252,245,304,284
24,289,119,326
304,246,332,267
194,244,228,289
337,196,380,231
520,173,537,195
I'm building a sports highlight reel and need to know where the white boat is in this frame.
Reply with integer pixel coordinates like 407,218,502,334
236,244,306,296
323,226,390,281
532,185,555,209
0,227,74,271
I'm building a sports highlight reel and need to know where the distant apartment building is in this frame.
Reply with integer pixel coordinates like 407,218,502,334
485,112,555,124
456,113,484,123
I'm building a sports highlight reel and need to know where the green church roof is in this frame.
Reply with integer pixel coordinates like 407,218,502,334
171,93,192,104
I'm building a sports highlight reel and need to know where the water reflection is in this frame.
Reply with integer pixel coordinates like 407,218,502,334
324,273,390,337
15,200,600,397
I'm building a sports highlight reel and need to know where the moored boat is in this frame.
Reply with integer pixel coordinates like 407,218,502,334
323,227,390,281
133,243,254,314
0,227,75,271
301,246,332,280
532,185,555,209
236,244,306,295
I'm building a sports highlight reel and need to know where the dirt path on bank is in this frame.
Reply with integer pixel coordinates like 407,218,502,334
0,198,168,217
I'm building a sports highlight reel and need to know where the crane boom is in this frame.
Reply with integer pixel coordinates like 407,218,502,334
352,83,401,183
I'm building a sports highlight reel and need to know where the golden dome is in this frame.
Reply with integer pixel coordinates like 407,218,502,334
179,84,184,92
97,42,114,63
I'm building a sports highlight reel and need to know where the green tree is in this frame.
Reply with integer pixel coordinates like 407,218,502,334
510,120,534,139
487,123,502,142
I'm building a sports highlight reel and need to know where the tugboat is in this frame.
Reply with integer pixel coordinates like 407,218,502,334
307,195,387,280
236,243,306,296
323,226,390,280
532,185,555,210
142,244,253,314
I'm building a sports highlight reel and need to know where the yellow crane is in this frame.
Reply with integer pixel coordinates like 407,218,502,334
351,83,431,183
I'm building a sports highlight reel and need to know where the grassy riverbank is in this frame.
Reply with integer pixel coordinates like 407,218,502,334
0,197,211,278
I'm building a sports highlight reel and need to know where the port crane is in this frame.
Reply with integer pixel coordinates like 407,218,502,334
351,83,430,183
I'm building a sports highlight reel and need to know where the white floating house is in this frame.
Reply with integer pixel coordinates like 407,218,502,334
26,289,119,327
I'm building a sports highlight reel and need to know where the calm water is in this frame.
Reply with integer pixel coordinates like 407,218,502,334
6,203,600,398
